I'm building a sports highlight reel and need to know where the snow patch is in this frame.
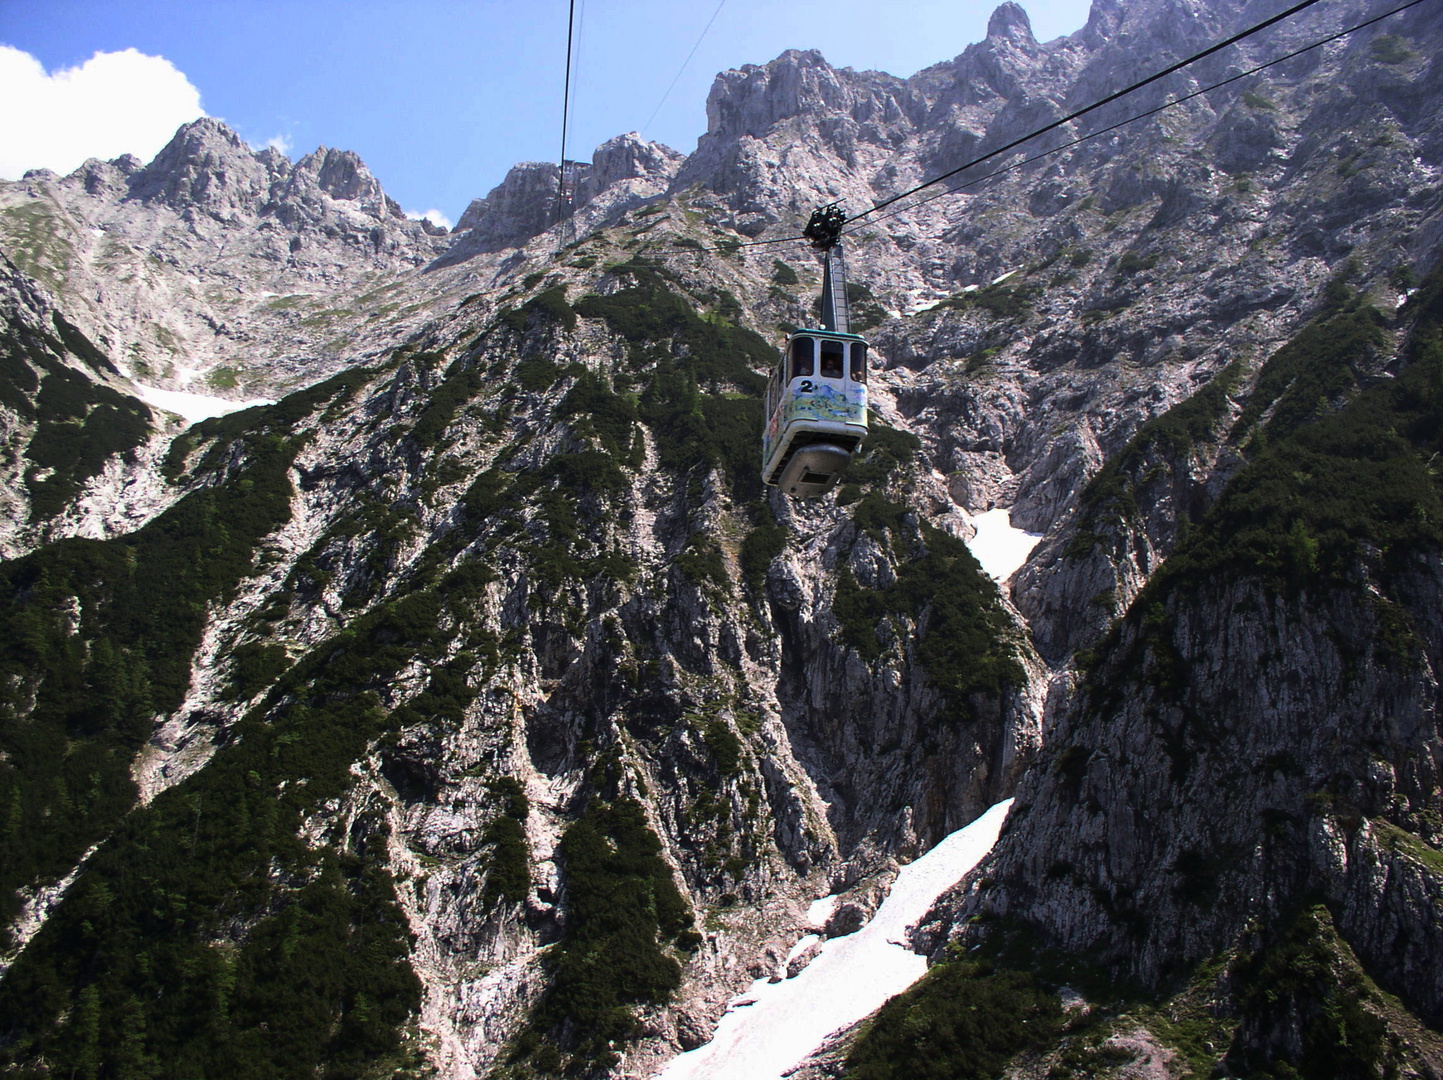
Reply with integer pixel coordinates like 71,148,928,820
654,800,1013,1080
785,934,820,964
805,895,838,927
966,508,1043,581
134,383,272,425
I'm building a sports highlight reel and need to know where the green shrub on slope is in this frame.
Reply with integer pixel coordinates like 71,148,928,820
0,364,448,1077
0,316,153,520
575,267,770,502
1225,906,1391,1080
482,778,532,908
1136,294,1443,605
0,430,297,937
834,502,1024,719
844,961,1062,1080
0,577,484,1076
510,797,696,1074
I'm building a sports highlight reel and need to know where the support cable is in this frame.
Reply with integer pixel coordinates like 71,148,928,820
557,0,578,226
643,0,728,137
850,0,1330,224
633,0,1431,255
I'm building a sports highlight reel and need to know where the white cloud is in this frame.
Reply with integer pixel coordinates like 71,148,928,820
0,45,205,180
264,134,293,156
405,208,452,230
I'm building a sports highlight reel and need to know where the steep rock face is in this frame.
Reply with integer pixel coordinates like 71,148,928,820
305,146,399,209
452,161,567,251
0,118,447,398
584,133,685,201
1009,358,1247,665
127,118,289,215
66,153,144,199
936,567,1443,997
770,612,1041,854
450,133,684,253
767,497,1043,856
698,49,916,146
916,276,1443,1072
0,246,1042,1078
0,255,166,557
916,1,1050,136
127,118,404,226
675,48,923,234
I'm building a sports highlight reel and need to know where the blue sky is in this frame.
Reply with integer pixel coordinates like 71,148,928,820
0,0,1094,225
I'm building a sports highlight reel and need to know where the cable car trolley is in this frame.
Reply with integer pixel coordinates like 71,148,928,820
762,204,869,498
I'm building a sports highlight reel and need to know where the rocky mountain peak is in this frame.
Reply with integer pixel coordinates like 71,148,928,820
287,145,402,219
0,114,444,402
450,132,684,251
313,148,383,203
65,153,143,199
121,119,403,225
1076,0,1125,47
449,160,563,249
125,117,284,214
986,1,1036,46
702,49,868,142
933,2,1049,109
588,132,684,192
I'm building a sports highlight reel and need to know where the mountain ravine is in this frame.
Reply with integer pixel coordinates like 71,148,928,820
3,0,1443,1077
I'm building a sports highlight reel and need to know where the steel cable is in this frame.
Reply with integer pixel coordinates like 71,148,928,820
556,0,578,226
594,0,1432,256
643,0,728,136
848,0,1435,235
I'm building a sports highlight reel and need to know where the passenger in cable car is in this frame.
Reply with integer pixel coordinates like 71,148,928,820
850,341,867,383
792,336,814,377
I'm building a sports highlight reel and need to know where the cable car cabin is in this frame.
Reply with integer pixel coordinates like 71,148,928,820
763,329,868,498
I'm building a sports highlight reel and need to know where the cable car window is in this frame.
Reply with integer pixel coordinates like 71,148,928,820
790,337,814,379
850,341,868,383
820,340,845,379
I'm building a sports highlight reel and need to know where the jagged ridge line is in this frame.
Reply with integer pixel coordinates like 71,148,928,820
600,0,1430,258
852,0,1333,222
851,0,1437,233
715,0,1338,251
